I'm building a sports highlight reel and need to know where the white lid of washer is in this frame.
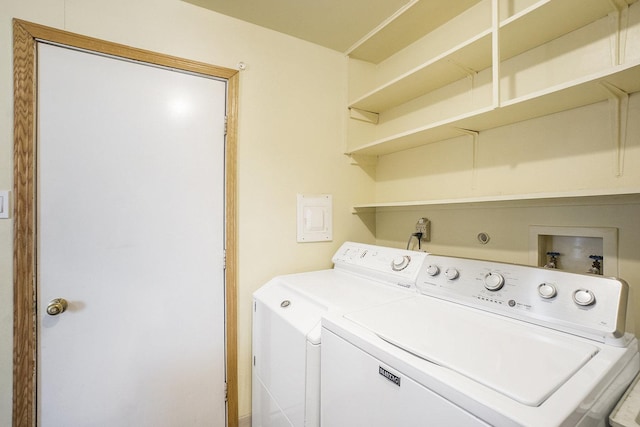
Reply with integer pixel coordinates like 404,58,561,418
254,269,415,345
345,295,600,407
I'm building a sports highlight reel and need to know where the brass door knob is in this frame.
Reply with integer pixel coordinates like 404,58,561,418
46,298,68,316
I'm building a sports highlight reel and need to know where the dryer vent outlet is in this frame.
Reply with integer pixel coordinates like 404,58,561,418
415,218,430,241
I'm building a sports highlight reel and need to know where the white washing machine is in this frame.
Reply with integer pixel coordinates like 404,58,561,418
251,242,428,427
322,254,640,426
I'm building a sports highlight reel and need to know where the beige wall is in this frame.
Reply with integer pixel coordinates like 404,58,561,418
0,0,376,423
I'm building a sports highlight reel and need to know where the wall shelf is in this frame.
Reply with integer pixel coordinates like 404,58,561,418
352,189,640,211
347,61,640,156
347,0,639,213
346,105,494,156
347,0,639,158
499,0,626,61
346,0,483,64
350,0,624,114
349,29,492,112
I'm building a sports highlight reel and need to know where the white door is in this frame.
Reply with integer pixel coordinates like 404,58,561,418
37,42,227,426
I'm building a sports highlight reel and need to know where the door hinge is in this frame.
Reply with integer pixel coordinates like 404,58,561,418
224,116,228,136
223,250,226,270
225,383,228,402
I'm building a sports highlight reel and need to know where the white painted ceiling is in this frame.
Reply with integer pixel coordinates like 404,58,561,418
182,0,412,53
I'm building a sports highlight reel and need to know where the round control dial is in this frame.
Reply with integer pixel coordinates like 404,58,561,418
538,283,557,299
425,265,440,276
444,268,459,280
483,272,505,291
391,255,411,271
573,289,596,306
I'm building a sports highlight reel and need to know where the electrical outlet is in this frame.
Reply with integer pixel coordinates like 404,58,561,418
415,217,430,241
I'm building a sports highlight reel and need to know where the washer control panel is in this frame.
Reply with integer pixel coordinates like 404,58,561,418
417,255,629,344
332,242,427,289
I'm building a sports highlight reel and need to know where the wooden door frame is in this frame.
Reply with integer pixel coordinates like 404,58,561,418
12,19,239,427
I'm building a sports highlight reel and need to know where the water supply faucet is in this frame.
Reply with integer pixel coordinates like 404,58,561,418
544,252,560,269
588,255,603,275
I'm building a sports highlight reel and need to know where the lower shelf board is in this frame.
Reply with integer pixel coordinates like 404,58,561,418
352,189,640,211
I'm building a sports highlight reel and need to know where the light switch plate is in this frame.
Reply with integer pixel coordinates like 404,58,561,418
297,194,332,243
0,191,9,219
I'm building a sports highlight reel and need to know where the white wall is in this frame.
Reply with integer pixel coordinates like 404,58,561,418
0,0,376,423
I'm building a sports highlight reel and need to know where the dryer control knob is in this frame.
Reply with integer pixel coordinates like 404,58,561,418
484,272,505,291
444,268,459,280
425,265,440,276
538,283,557,299
573,289,596,306
391,256,410,271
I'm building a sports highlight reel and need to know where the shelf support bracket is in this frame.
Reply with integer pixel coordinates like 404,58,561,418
448,60,478,104
448,59,478,80
600,81,628,177
607,0,629,65
449,59,478,108
349,107,379,124
455,128,480,189
347,153,378,167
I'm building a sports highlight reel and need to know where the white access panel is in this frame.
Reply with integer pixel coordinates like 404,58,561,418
296,194,332,242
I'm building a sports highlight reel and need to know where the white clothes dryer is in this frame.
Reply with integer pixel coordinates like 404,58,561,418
322,254,639,426
251,242,428,427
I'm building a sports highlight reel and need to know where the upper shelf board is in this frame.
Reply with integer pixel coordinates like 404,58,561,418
349,30,492,112
346,0,482,64
349,0,637,114
500,0,635,61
